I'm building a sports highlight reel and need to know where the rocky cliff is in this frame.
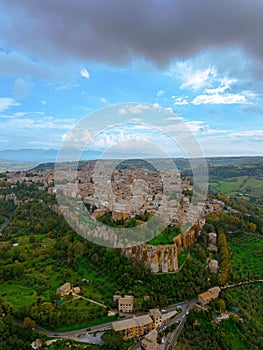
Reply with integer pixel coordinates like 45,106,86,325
120,222,200,273
120,243,178,273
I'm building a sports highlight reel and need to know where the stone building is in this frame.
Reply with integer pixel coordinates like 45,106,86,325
141,329,160,350
208,232,218,252
198,286,221,307
149,308,162,328
118,295,134,313
56,282,71,296
112,314,154,339
112,202,130,221
208,259,219,274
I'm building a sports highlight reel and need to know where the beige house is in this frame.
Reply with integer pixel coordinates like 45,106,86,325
56,282,71,296
112,314,154,339
198,286,221,307
208,259,219,274
31,339,43,349
208,232,218,252
118,295,134,313
113,294,122,303
72,286,81,294
149,308,162,328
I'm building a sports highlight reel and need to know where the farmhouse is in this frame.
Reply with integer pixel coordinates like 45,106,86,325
198,287,221,307
118,295,134,313
56,282,71,296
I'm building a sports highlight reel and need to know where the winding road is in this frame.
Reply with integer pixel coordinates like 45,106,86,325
0,216,10,233
12,280,263,347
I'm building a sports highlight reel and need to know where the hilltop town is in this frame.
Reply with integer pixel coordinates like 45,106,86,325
0,158,262,349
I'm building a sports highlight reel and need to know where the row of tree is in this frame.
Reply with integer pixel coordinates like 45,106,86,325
217,230,231,285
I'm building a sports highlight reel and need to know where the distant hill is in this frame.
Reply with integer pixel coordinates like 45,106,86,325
0,148,102,163
0,160,37,172
0,149,59,162
32,156,263,172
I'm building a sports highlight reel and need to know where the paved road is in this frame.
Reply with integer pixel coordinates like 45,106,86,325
161,299,197,350
132,298,197,350
0,216,10,234
14,297,195,341
14,318,114,338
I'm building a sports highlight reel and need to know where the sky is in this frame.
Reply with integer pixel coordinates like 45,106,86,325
0,0,263,158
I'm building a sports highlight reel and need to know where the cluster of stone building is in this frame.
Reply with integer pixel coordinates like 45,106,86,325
112,293,161,349
111,287,221,344
112,306,162,349
207,232,219,274
0,163,224,274
2,169,54,192
55,162,193,226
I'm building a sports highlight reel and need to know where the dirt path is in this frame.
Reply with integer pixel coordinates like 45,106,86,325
72,293,107,308
221,279,263,289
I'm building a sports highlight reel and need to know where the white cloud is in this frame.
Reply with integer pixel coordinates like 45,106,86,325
118,108,127,115
165,116,184,121
89,131,148,150
156,89,165,98
100,97,107,103
129,118,142,123
0,115,75,130
229,129,263,140
129,104,152,114
0,97,20,113
80,68,90,79
190,73,257,105
192,93,247,105
172,96,189,105
205,78,236,94
14,112,27,117
55,85,67,91
168,62,217,90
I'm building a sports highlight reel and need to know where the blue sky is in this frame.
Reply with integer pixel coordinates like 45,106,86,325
0,0,263,157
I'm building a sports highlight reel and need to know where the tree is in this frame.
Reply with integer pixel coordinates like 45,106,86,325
23,316,36,335
102,330,126,349
217,299,226,313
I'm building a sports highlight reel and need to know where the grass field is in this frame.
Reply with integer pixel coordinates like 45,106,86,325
148,226,180,246
229,238,263,282
221,283,263,335
0,283,37,307
0,231,121,331
209,175,263,204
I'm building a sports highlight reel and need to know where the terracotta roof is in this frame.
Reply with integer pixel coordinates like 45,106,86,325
199,291,212,299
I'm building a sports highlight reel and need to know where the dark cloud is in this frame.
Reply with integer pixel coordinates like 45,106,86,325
0,0,263,66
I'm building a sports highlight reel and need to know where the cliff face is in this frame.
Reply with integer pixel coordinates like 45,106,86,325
120,244,178,273
120,222,200,273
174,223,200,251
51,203,200,274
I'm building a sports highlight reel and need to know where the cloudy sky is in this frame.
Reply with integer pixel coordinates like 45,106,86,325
0,0,263,157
